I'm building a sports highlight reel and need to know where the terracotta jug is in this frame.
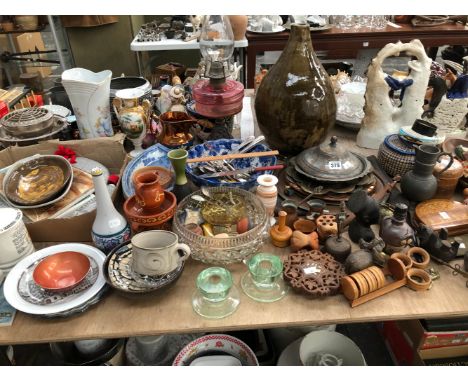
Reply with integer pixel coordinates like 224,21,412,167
134,171,165,211
255,24,336,155
228,15,248,40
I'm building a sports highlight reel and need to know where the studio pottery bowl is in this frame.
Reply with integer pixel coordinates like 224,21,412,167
3,154,73,206
33,251,91,292
186,139,277,190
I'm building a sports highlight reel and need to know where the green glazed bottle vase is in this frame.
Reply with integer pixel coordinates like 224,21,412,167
254,23,336,156
167,148,192,202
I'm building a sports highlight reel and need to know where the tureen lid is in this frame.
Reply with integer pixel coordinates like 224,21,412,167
295,136,372,182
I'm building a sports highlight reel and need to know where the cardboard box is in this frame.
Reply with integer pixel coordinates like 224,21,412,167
0,134,127,243
15,32,52,78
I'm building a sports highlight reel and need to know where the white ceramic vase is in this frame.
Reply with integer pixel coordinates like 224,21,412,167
255,174,278,216
62,68,114,139
91,167,130,253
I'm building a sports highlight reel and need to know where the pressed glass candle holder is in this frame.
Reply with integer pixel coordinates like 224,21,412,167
192,267,240,319
241,253,288,302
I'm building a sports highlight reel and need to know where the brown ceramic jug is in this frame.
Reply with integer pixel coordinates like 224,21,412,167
134,171,165,211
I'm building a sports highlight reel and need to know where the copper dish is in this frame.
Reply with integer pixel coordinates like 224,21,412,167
3,154,73,206
33,251,91,292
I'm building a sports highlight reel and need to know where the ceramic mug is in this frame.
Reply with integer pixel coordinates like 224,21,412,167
131,230,190,276
0,208,35,269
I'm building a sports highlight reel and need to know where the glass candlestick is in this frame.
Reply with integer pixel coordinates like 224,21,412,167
241,253,288,302
192,267,240,319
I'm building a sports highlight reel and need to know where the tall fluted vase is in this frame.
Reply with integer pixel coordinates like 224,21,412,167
254,24,336,155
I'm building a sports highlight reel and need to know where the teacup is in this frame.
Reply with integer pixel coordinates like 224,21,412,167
131,230,190,276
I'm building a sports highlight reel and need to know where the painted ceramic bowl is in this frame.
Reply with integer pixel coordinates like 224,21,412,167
122,143,172,199
173,334,258,366
186,139,277,190
33,251,91,292
3,154,73,206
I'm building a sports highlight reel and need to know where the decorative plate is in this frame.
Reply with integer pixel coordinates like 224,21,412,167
122,144,172,199
3,243,106,316
186,139,277,190
172,334,259,366
246,25,285,34
104,240,185,294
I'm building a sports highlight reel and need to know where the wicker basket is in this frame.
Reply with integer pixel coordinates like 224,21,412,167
377,134,416,177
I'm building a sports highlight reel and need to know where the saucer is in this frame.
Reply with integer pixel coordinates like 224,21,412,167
240,272,288,303
104,240,185,295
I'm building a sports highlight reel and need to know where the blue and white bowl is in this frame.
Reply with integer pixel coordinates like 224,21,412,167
122,143,172,199
186,139,277,190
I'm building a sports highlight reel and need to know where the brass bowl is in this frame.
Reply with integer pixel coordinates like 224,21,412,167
3,154,73,206
33,251,91,292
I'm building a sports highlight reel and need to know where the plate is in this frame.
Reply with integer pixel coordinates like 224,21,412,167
173,334,259,366
122,144,172,199
73,157,109,183
41,105,71,118
336,116,361,131
246,26,285,34
4,243,106,315
277,338,302,366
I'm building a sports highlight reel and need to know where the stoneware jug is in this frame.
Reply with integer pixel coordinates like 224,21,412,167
254,24,336,155
400,144,453,202
62,68,114,139
134,171,165,211
113,88,151,158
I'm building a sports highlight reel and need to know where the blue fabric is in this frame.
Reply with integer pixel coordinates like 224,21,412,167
385,75,414,101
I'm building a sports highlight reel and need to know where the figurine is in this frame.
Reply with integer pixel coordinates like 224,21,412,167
169,86,186,112
357,39,432,149
416,225,462,262
346,189,380,244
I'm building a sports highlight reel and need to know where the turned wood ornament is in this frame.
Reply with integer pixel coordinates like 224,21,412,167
270,210,293,247
316,214,338,241
290,230,319,252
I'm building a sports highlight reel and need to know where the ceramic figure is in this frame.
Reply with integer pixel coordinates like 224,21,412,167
346,190,380,244
62,68,114,139
156,85,173,114
113,88,151,158
254,24,336,155
91,167,130,253
401,144,453,202
134,171,165,211
357,40,432,149
379,204,414,254
169,86,186,112
255,174,278,216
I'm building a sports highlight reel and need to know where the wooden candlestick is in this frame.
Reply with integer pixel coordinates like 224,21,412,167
270,210,293,247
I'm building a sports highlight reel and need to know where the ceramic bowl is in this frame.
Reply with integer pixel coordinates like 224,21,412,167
3,154,73,206
442,137,468,156
186,139,277,190
32,251,91,292
173,334,259,366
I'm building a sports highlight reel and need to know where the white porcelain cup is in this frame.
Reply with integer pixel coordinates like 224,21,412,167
131,230,190,276
0,208,35,268
299,330,366,366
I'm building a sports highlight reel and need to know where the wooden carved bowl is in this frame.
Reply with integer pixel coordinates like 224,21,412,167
33,251,91,292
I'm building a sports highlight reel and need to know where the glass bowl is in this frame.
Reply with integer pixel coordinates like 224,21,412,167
172,187,270,265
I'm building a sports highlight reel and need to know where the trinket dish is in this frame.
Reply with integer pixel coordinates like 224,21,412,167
3,155,73,206
122,143,172,199
186,139,277,190
173,334,259,366
104,240,185,295
3,243,106,316
32,251,91,292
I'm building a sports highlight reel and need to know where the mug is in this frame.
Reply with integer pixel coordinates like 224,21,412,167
0,208,35,269
131,230,190,276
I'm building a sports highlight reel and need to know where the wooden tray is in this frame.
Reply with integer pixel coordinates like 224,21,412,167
415,199,468,235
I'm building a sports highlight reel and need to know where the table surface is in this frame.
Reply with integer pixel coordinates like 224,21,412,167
130,36,248,51
1,92,468,345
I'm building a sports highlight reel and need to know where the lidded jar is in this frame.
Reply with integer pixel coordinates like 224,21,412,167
379,203,414,254
433,157,464,199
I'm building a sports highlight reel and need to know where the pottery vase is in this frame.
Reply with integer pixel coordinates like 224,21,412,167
134,171,165,211
400,144,453,202
228,15,248,40
167,149,192,202
91,167,130,253
113,88,151,158
254,24,336,155
62,68,114,139
255,174,278,216
379,203,414,254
